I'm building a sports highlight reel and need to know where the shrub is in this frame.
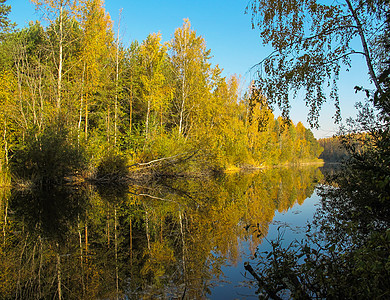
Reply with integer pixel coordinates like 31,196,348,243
10,122,86,185
96,150,129,180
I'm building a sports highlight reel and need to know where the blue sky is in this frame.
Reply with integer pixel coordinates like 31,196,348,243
8,0,371,138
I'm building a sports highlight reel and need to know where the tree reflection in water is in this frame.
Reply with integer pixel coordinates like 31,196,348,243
0,166,322,299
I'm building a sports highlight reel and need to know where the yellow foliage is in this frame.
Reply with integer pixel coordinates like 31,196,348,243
141,240,176,283
79,0,114,92
0,70,16,108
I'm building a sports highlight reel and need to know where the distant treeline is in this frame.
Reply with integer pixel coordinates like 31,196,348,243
0,1,322,177
319,136,349,162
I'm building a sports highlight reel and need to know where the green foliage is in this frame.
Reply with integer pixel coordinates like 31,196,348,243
142,132,187,159
248,227,390,299
96,149,129,180
10,121,86,184
0,0,13,39
247,0,388,127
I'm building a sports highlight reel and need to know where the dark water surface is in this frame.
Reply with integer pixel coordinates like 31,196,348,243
1,165,323,299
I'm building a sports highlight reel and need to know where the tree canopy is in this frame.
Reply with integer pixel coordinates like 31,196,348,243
0,0,12,37
247,0,389,127
0,4,323,176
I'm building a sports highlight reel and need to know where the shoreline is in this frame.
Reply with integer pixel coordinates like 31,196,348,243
224,159,324,174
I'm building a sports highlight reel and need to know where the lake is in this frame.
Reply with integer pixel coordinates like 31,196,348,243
1,165,323,299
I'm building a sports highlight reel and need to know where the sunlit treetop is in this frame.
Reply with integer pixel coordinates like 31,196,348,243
0,0,14,38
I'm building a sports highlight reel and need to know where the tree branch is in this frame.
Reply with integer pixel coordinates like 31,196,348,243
345,0,382,94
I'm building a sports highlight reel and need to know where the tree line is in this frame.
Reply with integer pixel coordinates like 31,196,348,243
0,0,321,180
318,136,350,162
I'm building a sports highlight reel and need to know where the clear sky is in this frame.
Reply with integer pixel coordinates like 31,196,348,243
8,0,371,139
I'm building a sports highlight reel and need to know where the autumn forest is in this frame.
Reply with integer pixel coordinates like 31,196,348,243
3,0,390,298
0,0,322,181
0,0,332,299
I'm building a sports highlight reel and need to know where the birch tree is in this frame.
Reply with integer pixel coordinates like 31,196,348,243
168,19,211,137
139,33,167,140
77,0,113,141
247,0,389,127
30,0,77,113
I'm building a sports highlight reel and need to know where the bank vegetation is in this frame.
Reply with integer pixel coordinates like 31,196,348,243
0,1,322,186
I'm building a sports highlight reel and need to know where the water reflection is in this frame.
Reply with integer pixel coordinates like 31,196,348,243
10,184,89,242
0,166,322,299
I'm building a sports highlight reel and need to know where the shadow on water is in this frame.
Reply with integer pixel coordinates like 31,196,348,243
1,165,324,299
10,184,89,242
319,162,344,178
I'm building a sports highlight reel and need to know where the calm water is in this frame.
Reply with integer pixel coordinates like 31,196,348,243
209,190,320,299
1,165,323,299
